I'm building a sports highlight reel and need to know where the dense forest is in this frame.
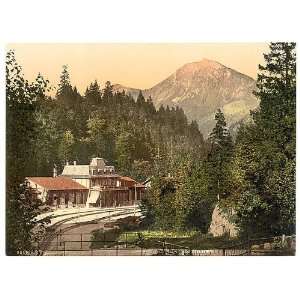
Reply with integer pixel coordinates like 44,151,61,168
6,42,296,254
9,60,205,181
142,43,296,238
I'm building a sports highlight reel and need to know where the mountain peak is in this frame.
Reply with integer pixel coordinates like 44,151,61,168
113,58,258,137
179,58,224,74
199,58,223,67
172,59,226,83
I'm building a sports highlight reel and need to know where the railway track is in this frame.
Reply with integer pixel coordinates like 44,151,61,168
39,207,138,253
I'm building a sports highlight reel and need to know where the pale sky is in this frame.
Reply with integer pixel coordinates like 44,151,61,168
8,43,269,94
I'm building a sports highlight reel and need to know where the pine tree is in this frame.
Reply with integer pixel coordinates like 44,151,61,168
102,81,113,100
116,131,135,172
136,90,146,106
58,130,75,164
208,109,233,202
145,96,156,115
57,65,71,97
56,65,77,111
254,42,296,158
232,43,296,237
85,80,101,106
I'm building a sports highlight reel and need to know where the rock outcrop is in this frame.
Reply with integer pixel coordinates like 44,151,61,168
209,205,238,237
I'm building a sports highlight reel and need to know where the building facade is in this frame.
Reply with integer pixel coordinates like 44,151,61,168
61,158,145,208
27,158,145,209
26,176,89,208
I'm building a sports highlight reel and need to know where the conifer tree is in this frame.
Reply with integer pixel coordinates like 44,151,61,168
136,90,146,106
102,81,113,100
58,130,75,164
116,131,135,172
232,43,296,237
207,109,233,202
57,65,71,97
85,80,101,106
254,42,296,157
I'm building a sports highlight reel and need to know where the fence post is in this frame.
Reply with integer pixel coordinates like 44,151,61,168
81,233,83,249
116,243,119,256
222,248,225,256
281,234,286,247
247,239,251,256
63,241,66,256
56,233,59,251
125,233,127,248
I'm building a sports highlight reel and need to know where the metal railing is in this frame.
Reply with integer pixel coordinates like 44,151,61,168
40,232,296,256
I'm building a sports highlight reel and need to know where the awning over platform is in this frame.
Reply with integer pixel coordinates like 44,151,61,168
86,190,100,204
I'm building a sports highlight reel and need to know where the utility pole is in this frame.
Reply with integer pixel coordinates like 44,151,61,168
217,179,220,201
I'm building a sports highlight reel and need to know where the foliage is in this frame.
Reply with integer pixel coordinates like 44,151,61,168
58,130,75,163
21,61,205,179
142,152,215,233
207,109,234,203
229,43,296,237
6,50,50,254
6,182,50,255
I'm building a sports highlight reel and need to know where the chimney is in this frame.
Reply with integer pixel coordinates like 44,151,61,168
53,165,57,178
73,161,77,166
66,161,69,166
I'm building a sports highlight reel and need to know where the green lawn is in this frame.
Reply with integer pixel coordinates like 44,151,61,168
90,227,239,250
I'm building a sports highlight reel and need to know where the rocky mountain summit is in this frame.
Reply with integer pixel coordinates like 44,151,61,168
113,59,259,136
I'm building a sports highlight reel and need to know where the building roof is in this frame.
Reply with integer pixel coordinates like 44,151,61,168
120,176,136,182
135,183,145,188
61,165,90,177
120,176,145,188
90,157,106,167
27,177,88,191
91,174,121,179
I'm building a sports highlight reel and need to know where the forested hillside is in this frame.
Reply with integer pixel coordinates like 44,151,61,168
8,53,205,182
141,42,296,237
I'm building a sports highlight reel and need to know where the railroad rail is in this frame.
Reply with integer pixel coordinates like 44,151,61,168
39,207,138,252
